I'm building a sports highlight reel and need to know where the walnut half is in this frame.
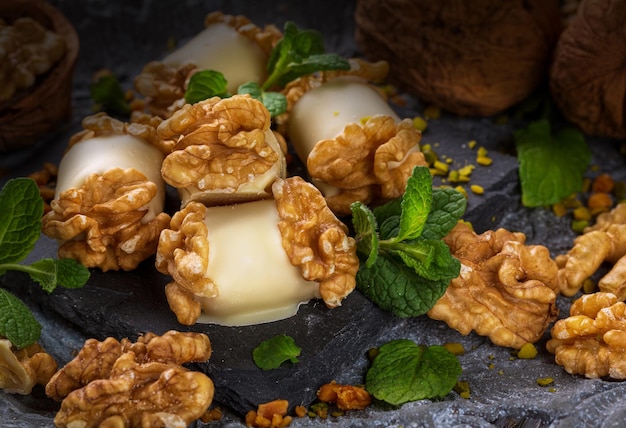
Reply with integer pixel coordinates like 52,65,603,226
547,292,626,379
428,222,560,349
0,339,57,395
47,331,214,427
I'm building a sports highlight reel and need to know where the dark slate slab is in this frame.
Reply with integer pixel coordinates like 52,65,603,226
2,0,626,427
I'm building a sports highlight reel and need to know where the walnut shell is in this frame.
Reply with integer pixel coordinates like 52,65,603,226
0,0,79,151
354,0,562,116
550,0,626,139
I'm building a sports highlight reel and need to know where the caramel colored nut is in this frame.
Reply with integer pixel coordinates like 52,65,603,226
547,292,626,379
317,380,372,410
47,331,213,427
556,203,626,298
0,339,57,395
428,222,559,349
159,94,286,207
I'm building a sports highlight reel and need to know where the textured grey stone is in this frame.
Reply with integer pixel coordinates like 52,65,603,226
2,1,626,427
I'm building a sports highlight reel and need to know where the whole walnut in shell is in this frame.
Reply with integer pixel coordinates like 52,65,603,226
550,0,626,139
354,0,562,116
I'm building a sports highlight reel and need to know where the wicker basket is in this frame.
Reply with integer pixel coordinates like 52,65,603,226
0,0,79,152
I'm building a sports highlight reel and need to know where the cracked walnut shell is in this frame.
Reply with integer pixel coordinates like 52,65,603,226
0,339,57,395
547,292,626,379
47,331,213,428
428,222,560,349
158,94,287,207
41,113,171,271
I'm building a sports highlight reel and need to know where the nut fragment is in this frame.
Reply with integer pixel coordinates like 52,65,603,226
158,94,287,207
428,222,560,349
316,381,371,411
556,202,626,298
0,339,57,395
47,331,213,427
41,113,171,271
547,292,626,379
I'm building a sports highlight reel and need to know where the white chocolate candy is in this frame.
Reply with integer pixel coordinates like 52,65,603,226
163,22,267,94
55,134,166,221
287,76,400,164
196,199,320,326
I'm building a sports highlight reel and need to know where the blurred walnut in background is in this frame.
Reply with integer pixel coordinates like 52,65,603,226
354,0,562,117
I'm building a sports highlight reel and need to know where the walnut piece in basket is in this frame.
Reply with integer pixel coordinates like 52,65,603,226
42,113,171,271
427,222,560,349
155,176,358,326
158,94,286,207
47,331,213,428
0,339,57,395
0,0,79,151
556,202,626,298
134,11,281,117
547,292,626,379
285,72,427,215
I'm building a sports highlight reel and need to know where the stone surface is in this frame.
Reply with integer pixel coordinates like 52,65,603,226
2,1,626,427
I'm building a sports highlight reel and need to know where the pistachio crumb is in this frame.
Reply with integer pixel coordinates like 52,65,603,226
413,116,428,131
443,342,465,356
517,343,538,359
536,377,554,387
467,140,477,149
470,184,484,195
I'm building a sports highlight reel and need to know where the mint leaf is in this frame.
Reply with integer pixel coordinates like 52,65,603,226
237,82,288,117
350,202,379,268
395,166,432,242
392,239,461,282
373,198,402,240
253,335,301,370
2,258,90,293
366,340,462,405
515,119,591,207
0,178,44,265
421,188,467,240
0,289,41,349
55,258,91,289
356,253,451,317
185,70,230,104
90,73,131,116
263,21,350,90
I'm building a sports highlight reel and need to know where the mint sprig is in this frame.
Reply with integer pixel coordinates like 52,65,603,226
366,339,462,405
252,334,301,370
90,73,131,116
184,21,350,117
351,166,466,317
0,178,90,349
515,119,591,207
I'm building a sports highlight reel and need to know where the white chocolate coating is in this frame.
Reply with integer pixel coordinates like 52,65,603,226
287,77,400,163
197,199,319,326
163,22,267,94
55,134,166,221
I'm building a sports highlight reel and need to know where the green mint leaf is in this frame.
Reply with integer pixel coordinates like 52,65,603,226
515,119,591,207
264,21,350,90
54,258,91,289
0,289,41,349
90,73,131,116
0,178,44,265
420,188,467,240
10,258,90,293
357,252,451,317
238,82,287,117
373,198,402,240
185,70,230,104
366,340,462,405
395,166,432,242
350,202,379,268
391,240,460,282
252,334,301,370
